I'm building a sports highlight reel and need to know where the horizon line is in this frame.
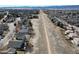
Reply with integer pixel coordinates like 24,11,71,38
0,5,79,7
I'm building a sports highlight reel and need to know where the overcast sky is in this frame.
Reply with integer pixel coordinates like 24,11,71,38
0,0,79,7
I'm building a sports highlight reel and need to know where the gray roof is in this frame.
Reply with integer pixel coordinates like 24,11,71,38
16,28,29,36
16,35,26,40
19,28,29,34
8,48,16,54
0,24,9,31
8,40,24,49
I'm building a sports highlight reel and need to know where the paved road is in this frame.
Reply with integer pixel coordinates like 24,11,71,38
37,10,76,54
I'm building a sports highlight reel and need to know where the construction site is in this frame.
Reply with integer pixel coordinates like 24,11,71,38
0,9,79,54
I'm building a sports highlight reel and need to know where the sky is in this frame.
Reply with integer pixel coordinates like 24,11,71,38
0,0,79,7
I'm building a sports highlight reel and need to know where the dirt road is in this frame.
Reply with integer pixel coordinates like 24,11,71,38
34,10,76,54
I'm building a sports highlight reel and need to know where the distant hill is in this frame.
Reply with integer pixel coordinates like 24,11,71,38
0,5,79,10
